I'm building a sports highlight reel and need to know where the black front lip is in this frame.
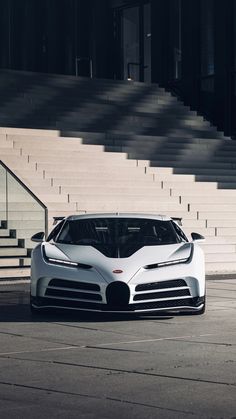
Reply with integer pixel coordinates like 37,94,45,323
31,296,205,313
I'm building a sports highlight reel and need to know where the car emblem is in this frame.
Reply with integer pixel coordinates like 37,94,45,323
113,269,123,274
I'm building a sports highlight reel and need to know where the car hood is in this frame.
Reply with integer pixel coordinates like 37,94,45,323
43,242,192,283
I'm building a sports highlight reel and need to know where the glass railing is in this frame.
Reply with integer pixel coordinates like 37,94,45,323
0,160,48,252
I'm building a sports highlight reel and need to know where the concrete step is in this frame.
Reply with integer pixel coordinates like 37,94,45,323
205,253,236,263
201,244,236,253
150,160,236,170
35,193,68,203
0,238,18,246
16,142,103,154
43,171,154,182
7,220,47,229
0,85,165,97
0,257,31,267
170,187,235,196
205,262,236,273
165,182,218,190
216,228,236,236
7,104,200,118
0,127,60,137
27,153,128,164
0,247,27,257
196,175,236,183
74,200,188,212
83,132,229,144
59,185,171,196
33,167,147,178
207,220,236,228
181,195,236,204
20,178,53,187
45,202,77,211
103,136,230,146
34,160,139,172
202,236,236,244
51,177,157,187
17,124,222,140
174,167,236,175
0,148,19,156
0,211,45,221
182,227,216,237
181,219,206,229
58,114,210,127
0,138,14,148
215,182,236,189
190,203,236,212
1,157,36,170
13,228,46,239
0,267,30,279
148,170,196,181
198,211,236,220
144,161,236,173
0,202,44,211
0,229,10,237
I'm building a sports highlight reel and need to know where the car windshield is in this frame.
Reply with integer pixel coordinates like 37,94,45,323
55,218,182,258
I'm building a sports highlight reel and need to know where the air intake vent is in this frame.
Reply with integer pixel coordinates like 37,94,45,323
135,279,187,292
48,279,100,291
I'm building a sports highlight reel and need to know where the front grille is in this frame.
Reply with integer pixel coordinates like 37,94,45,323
135,279,187,292
106,281,130,306
132,298,194,310
133,288,190,301
45,288,102,301
45,279,101,302
48,278,100,291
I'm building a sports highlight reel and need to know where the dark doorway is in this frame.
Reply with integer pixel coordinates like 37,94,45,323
114,2,151,82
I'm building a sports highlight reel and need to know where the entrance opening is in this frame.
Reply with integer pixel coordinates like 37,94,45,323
114,2,151,82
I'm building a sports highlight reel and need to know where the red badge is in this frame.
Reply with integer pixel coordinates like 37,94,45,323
113,269,123,274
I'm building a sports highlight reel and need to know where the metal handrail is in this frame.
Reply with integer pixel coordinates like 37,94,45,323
75,57,93,78
0,160,48,236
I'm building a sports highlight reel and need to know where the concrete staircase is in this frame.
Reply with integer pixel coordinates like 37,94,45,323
0,69,236,277
0,220,31,278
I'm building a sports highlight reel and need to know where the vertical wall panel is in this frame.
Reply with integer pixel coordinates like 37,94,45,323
150,0,170,84
214,0,233,135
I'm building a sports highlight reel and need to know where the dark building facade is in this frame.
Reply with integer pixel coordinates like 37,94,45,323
0,0,235,137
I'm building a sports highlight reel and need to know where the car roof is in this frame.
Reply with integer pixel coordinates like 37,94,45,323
65,213,172,222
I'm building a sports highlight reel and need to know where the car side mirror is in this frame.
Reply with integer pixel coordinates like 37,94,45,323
191,232,205,242
31,232,45,243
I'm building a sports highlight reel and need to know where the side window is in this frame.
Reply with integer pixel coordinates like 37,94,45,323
171,221,188,242
47,220,65,242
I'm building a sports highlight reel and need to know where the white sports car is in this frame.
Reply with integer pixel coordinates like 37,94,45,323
30,213,206,315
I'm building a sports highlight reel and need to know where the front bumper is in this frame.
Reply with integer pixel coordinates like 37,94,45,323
31,276,205,314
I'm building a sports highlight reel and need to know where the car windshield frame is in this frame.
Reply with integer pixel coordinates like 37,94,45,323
54,217,185,258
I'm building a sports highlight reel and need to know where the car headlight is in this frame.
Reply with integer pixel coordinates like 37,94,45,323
46,257,78,267
42,246,92,269
144,245,193,270
144,257,190,270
